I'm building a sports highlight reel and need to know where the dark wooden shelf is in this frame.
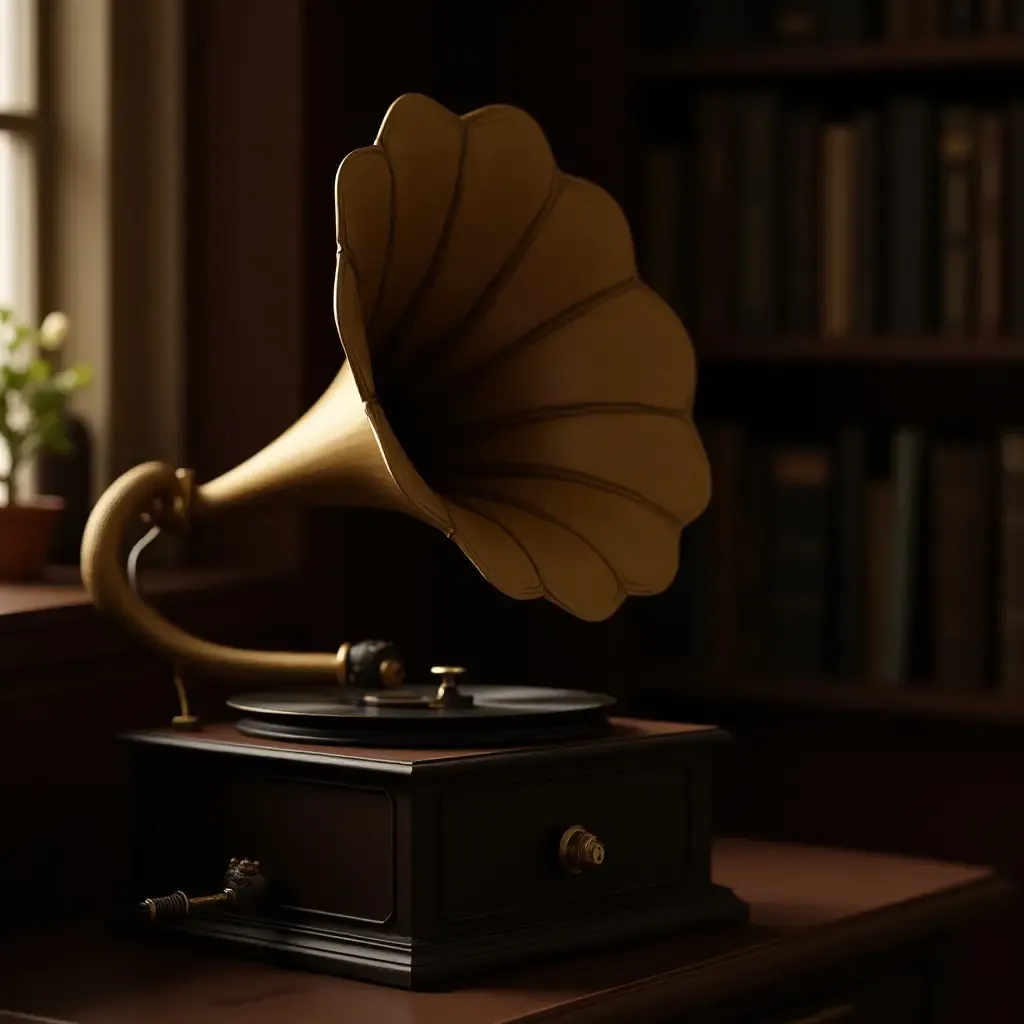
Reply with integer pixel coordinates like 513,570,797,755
695,336,1024,364
639,672,1024,727
639,36,1024,80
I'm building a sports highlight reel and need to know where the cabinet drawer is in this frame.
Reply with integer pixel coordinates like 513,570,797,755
439,765,690,923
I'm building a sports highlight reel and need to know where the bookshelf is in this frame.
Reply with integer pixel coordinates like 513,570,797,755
627,1,1024,716
642,668,1024,727
616,9,1024,1018
698,336,1024,363
640,36,1024,79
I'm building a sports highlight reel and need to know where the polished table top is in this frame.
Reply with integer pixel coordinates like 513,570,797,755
0,839,1009,1024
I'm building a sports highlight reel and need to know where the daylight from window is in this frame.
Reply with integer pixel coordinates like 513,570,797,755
0,134,16,311
0,0,36,314
0,0,38,498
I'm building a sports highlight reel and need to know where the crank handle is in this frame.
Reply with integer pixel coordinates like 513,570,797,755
139,857,266,922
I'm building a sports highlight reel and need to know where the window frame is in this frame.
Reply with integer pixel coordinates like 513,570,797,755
1,0,300,618
0,0,53,321
1,0,193,594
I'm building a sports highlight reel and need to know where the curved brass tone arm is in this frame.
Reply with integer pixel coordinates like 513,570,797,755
81,461,340,684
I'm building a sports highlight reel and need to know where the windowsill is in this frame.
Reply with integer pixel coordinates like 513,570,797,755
0,564,255,617
0,565,301,678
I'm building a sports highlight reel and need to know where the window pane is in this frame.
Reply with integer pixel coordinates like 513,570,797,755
0,128,34,500
0,0,36,112
0,129,35,316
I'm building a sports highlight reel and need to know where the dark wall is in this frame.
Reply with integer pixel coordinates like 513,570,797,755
185,0,306,574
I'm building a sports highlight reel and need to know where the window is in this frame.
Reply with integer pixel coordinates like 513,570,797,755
0,0,40,321
1,0,188,522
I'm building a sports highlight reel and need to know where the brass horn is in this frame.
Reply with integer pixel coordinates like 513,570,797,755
80,93,711,688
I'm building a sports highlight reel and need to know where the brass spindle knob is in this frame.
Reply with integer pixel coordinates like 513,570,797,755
559,825,606,873
429,665,474,709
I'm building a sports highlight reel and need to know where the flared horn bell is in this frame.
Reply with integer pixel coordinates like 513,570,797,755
80,93,710,685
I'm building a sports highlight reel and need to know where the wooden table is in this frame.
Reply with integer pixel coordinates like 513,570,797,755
0,839,1009,1024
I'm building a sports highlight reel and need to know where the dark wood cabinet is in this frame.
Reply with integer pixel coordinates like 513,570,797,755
121,720,743,988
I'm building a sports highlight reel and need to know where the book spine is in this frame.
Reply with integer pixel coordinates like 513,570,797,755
704,423,746,673
980,0,1007,29
835,427,868,676
830,0,870,39
782,104,820,334
733,0,767,42
766,445,832,674
854,111,880,335
930,442,994,689
886,99,935,334
915,0,944,33
743,437,771,669
880,428,925,685
680,511,712,668
639,0,692,47
865,479,894,683
696,92,733,339
886,0,915,36
822,123,856,340
734,90,781,336
1007,102,1024,334
642,146,685,313
945,0,977,32
1000,433,1024,691
693,0,738,48
976,110,1004,336
938,106,976,336
774,0,822,40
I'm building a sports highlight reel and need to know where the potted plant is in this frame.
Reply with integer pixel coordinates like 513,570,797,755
0,307,91,581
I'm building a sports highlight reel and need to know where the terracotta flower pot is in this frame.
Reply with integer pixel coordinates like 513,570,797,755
0,497,65,581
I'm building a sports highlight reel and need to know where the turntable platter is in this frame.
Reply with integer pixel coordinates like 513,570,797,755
227,686,617,747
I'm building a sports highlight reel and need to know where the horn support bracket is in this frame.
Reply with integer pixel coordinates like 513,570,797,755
80,461,409,729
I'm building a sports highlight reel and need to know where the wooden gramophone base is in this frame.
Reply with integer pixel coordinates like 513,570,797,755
121,717,748,989
160,883,745,988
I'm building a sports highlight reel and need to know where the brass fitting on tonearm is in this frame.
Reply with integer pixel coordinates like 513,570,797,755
336,640,406,689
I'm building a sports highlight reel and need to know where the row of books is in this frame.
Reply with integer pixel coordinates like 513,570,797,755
641,93,1024,341
636,422,1024,691
640,0,1024,48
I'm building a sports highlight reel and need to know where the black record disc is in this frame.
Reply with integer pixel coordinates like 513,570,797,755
227,685,616,747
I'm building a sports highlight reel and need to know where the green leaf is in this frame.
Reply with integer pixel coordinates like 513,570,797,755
3,367,29,391
9,324,36,349
53,365,89,392
27,358,50,382
0,306,93,457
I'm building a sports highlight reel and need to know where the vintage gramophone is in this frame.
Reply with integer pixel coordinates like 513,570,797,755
82,94,746,988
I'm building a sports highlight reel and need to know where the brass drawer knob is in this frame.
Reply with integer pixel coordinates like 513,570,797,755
559,825,606,873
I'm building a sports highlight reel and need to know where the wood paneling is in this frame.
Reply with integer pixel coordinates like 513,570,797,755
0,575,303,925
184,0,305,574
